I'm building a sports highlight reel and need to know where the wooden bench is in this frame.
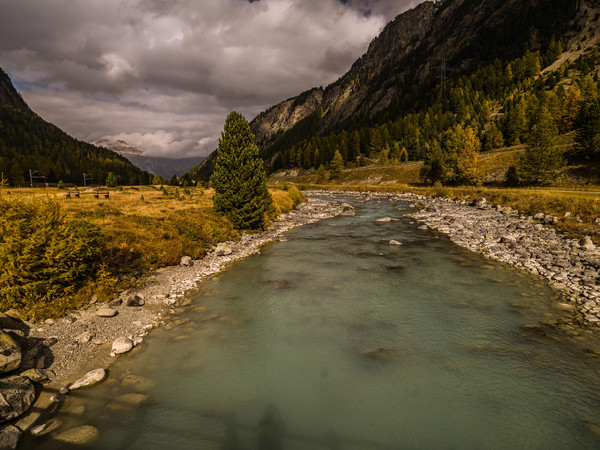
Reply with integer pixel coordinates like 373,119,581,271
65,190,80,198
94,190,109,199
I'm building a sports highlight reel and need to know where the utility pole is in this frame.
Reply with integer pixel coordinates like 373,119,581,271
28,169,45,188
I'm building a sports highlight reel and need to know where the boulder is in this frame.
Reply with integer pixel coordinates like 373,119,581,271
469,197,487,208
0,425,21,450
533,213,545,221
375,217,392,223
95,308,117,317
111,337,133,355
0,314,28,334
0,376,35,423
106,393,150,411
215,244,233,256
180,256,193,267
68,368,107,390
20,368,50,384
54,425,99,445
339,203,355,216
0,331,21,374
581,236,596,251
125,294,145,307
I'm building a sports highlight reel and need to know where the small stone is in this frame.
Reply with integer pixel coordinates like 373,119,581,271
339,203,355,216
125,294,145,307
90,295,98,304
111,337,134,355
42,337,58,347
389,240,403,246
54,425,99,445
59,388,69,395
30,418,63,436
95,308,117,317
215,244,233,256
44,318,56,325
109,299,123,307
180,256,193,267
375,217,392,223
68,368,107,390
75,331,94,344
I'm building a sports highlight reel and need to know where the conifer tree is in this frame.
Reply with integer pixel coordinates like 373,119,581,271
211,112,273,230
575,99,600,159
106,172,118,187
330,150,345,179
520,106,563,183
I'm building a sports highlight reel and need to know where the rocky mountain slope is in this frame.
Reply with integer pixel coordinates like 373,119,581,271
251,0,579,149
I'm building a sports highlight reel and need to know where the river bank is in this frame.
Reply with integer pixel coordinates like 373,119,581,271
0,196,346,448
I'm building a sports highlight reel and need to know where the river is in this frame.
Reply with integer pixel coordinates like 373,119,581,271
23,195,600,449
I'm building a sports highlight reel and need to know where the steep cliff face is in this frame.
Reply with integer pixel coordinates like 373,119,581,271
249,0,579,150
0,69,30,111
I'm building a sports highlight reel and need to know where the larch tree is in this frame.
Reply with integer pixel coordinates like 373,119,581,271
211,111,273,230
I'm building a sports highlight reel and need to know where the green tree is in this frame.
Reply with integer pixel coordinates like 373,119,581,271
330,150,345,179
169,174,179,186
105,172,118,187
520,106,563,183
316,164,329,183
575,99,600,159
211,111,273,230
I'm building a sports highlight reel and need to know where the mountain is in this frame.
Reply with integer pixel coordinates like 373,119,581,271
0,69,29,111
187,0,586,180
94,139,205,179
0,68,151,186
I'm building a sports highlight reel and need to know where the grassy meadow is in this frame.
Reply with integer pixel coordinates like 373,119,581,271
0,184,304,318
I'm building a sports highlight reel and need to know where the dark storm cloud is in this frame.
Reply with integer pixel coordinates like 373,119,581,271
0,0,418,157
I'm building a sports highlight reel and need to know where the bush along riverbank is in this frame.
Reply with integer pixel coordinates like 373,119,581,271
0,195,347,449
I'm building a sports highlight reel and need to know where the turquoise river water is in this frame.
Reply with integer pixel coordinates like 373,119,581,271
23,196,600,449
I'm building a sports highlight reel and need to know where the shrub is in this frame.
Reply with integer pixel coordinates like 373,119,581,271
0,198,104,318
57,180,65,189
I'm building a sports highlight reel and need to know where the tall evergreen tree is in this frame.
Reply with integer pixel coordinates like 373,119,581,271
520,106,563,183
575,99,600,159
211,112,273,230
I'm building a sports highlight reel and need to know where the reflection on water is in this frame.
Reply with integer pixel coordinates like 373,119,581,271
22,196,600,450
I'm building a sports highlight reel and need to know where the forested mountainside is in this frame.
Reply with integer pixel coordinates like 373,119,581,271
188,0,598,182
0,68,151,186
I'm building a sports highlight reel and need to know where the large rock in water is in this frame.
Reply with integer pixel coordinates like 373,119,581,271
0,425,21,450
0,331,21,374
68,368,107,390
54,425,99,445
0,376,35,423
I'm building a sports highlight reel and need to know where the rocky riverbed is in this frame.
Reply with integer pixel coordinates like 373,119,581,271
0,196,346,449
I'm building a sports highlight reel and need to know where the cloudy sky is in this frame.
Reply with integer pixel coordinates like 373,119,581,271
0,0,418,158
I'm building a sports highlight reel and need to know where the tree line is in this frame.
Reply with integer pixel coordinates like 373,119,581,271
270,39,600,185
0,105,151,186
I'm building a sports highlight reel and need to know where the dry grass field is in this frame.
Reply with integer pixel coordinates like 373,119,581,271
0,185,304,318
